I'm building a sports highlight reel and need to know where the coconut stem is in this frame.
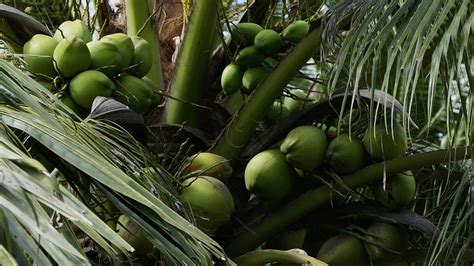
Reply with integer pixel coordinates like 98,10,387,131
225,146,473,257
233,249,327,265
162,0,219,126
211,26,322,159
124,0,164,104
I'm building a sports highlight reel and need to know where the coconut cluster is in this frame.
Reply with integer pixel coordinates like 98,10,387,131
220,21,310,96
22,20,160,116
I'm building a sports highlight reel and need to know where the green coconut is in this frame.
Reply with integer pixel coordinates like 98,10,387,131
254,29,283,55
53,19,92,42
225,91,246,114
23,34,58,77
101,33,134,70
183,152,233,179
60,95,86,117
87,41,122,77
221,63,243,95
116,215,152,255
282,20,310,43
244,149,297,201
267,101,291,120
374,171,416,209
366,222,408,261
231,22,263,46
180,176,234,233
69,70,115,109
280,126,328,171
242,67,266,92
235,46,265,68
141,76,161,107
113,75,153,113
283,90,310,113
129,36,152,77
266,229,307,250
325,134,366,174
53,36,91,78
317,235,369,266
363,120,408,161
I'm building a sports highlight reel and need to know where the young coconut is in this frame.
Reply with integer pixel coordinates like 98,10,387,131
363,120,408,161
325,134,366,174
116,215,153,255
129,36,152,77
317,234,369,266
221,63,243,95
231,22,263,46
69,70,115,109
60,95,87,117
182,152,233,179
235,46,265,68
225,91,246,114
53,36,91,78
280,126,328,171
53,19,92,42
86,41,122,77
266,229,307,250
373,171,416,209
244,149,298,201
366,222,408,261
113,75,153,113
282,20,310,43
23,34,58,78
254,29,283,56
283,89,310,113
242,67,266,92
267,100,291,120
101,33,135,70
180,176,234,233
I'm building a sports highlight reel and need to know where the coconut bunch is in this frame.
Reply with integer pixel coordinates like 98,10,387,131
221,20,310,98
22,19,160,117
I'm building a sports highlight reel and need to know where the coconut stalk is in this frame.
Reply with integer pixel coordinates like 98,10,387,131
162,0,219,126
124,0,164,104
211,26,321,160
225,146,473,257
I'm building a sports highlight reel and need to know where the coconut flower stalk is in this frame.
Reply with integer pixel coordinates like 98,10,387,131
124,0,164,104
211,26,321,160
162,0,219,126
225,146,473,257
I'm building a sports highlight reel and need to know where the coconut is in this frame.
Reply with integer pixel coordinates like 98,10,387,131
87,41,122,77
69,70,115,109
374,171,416,209
53,36,91,78
283,90,310,113
23,34,58,77
280,126,328,171
113,75,153,113
231,22,263,46
53,20,92,42
254,29,283,55
266,229,307,250
244,149,297,201
182,152,233,179
60,95,86,117
363,120,408,161
180,176,234,233
366,222,408,261
235,46,265,68
116,215,152,255
282,20,310,43
101,33,135,70
225,91,246,114
141,76,161,107
267,101,291,120
242,67,266,92
325,134,366,174
221,63,243,95
317,234,369,266
129,36,152,77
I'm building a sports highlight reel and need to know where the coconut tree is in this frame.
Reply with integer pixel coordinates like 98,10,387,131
0,0,473,265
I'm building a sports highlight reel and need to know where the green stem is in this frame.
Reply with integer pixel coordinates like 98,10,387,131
233,249,327,266
225,146,473,257
211,27,321,159
162,0,219,126
124,0,164,104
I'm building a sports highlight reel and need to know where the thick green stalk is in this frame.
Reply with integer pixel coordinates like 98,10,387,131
233,249,327,265
211,27,321,159
124,0,164,104
162,0,219,126
225,146,473,257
